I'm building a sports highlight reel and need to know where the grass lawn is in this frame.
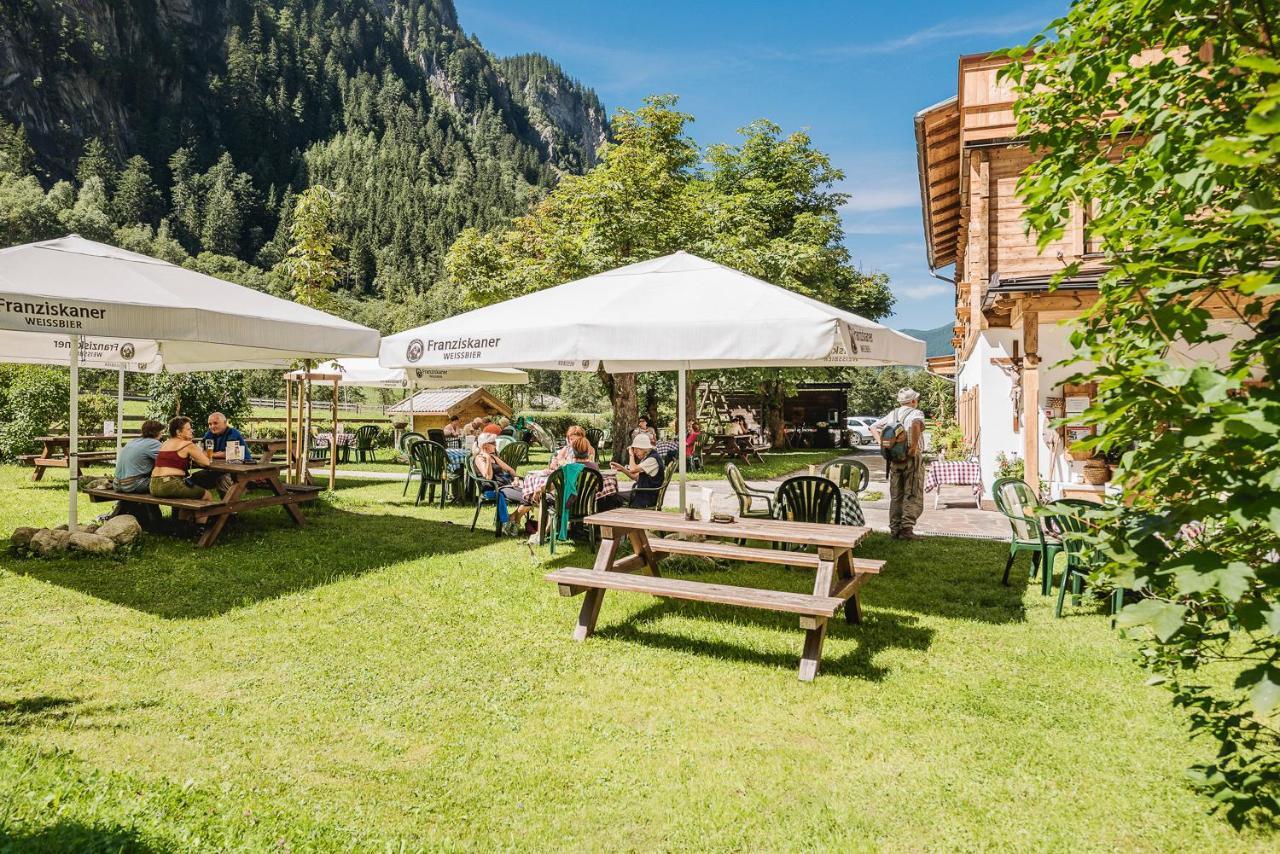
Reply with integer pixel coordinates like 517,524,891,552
0,466,1270,850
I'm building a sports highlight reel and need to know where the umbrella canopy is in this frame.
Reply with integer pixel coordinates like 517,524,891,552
0,234,380,526
287,358,529,389
379,251,924,371
0,235,380,366
378,251,925,511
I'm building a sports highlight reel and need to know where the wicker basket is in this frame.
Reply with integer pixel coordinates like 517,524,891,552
1082,457,1111,485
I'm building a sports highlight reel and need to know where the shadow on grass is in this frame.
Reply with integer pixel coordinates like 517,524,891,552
11,506,496,620
0,821,160,853
0,695,160,733
594,602,933,681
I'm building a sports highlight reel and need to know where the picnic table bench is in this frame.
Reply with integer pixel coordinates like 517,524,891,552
545,508,883,681
23,435,120,481
706,433,764,465
83,460,319,547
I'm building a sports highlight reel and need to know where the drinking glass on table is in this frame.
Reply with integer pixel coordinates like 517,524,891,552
204,439,215,455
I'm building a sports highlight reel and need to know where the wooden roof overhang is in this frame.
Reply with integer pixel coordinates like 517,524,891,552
914,97,962,271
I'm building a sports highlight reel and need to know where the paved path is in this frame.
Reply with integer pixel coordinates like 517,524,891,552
662,450,1008,541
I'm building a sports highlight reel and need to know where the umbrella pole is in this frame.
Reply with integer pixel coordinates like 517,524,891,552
329,378,337,491
68,334,80,528
677,366,687,512
116,368,124,455
285,378,294,484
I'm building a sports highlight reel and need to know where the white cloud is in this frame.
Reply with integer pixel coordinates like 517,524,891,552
807,15,1049,60
896,282,952,300
840,187,919,214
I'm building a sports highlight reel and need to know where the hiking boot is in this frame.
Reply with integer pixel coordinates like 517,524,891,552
898,530,925,541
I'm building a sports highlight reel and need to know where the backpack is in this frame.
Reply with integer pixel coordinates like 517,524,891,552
879,407,915,464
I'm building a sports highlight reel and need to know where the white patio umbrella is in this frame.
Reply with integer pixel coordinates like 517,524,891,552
0,235,381,526
380,251,925,507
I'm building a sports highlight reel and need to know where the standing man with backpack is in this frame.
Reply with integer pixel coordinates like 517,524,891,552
872,388,927,540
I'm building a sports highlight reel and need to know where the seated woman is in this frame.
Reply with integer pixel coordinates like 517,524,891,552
544,435,614,512
631,416,658,446
549,425,595,470
150,416,227,501
473,432,532,535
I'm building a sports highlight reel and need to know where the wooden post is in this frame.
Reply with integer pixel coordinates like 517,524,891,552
285,378,294,484
967,150,990,344
1022,309,1040,493
329,378,338,491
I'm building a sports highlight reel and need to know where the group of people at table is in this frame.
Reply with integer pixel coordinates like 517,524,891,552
467,419,686,537
112,412,251,503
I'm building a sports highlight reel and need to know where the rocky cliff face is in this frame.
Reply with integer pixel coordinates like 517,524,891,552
498,53,609,171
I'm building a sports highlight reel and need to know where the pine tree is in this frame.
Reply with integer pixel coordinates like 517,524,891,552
76,137,117,194
111,155,159,225
0,121,36,177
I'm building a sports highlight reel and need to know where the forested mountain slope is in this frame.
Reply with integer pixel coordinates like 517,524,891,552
0,0,609,320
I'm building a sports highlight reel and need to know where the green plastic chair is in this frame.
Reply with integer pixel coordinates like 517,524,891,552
992,477,1061,595
499,441,529,469
820,458,870,493
354,425,380,463
773,475,842,525
1042,498,1122,618
686,432,709,472
585,428,604,453
627,461,676,509
538,466,603,552
725,462,773,519
410,440,460,509
401,432,426,496
464,454,503,537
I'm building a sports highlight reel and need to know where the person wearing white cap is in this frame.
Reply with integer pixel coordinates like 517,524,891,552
473,431,531,534
610,431,665,508
872,387,926,539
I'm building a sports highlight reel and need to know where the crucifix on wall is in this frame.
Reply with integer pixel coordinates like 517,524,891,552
990,341,1023,432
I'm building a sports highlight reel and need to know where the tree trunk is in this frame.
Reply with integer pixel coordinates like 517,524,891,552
605,371,638,462
764,379,787,449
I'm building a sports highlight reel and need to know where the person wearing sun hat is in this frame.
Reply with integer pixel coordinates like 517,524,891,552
610,431,665,508
473,430,532,534
872,387,926,540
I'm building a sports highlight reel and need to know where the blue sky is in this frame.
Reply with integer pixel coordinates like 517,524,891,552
459,0,1067,331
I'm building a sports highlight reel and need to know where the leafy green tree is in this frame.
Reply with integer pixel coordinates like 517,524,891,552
0,174,62,245
112,155,159,225
1004,0,1280,823
59,176,114,241
144,371,250,428
0,366,69,461
278,185,343,310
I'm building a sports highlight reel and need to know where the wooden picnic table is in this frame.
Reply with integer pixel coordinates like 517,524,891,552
707,432,764,464
84,459,318,547
545,508,883,681
24,435,122,481
245,437,289,463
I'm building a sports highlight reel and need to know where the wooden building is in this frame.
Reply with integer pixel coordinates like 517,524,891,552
916,52,1251,499
386,387,511,434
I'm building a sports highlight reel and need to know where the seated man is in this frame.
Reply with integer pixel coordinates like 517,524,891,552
204,411,253,461
112,419,164,493
610,433,666,508
442,415,462,437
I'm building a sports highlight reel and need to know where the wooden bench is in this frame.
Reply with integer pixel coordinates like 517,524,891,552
545,508,881,681
22,451,117,481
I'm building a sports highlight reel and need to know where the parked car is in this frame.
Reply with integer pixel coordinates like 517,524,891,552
845,416,877,446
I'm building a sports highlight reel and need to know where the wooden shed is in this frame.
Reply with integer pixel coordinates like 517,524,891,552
386,387,512,433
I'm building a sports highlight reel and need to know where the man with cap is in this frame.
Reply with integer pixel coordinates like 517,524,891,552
872,388,927,539
610,432,666,508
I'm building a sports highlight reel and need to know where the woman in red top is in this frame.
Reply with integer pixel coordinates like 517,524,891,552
150,416,220,500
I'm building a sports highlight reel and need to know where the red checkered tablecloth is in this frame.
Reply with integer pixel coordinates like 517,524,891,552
924,460,982,497
521,468,617,503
